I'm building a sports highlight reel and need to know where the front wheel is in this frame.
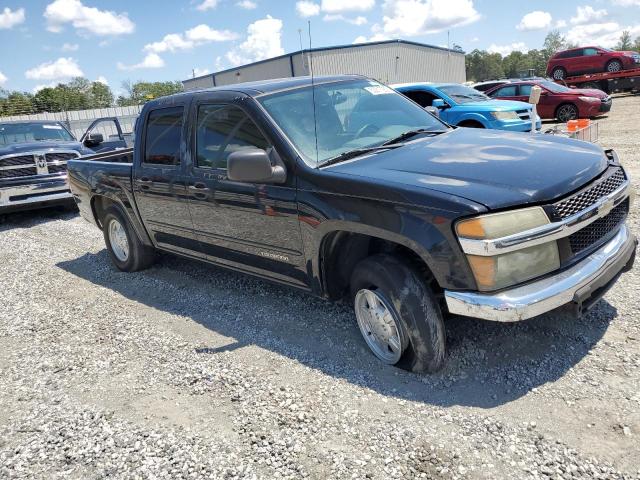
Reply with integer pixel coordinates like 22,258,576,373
606,60,623,73
350,254,446,373
103,206,155,272
552,67,567,80
556,103,579,123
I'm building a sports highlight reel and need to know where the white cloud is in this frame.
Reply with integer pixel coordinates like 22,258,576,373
487,42,528,57
62,42,79,51
95,75,108,85
323,14,367,25
226,15,284,66
296,1,320,17
555,19,567,28
380,0,480,37
196,0,218,11
25,57,83,80
117,53,165,71
566,22,640,47
0,7,25,29
144,25,238,54
44,0,134,36
612,0,640,6
516,11,552,31
33,83,58,93
193,68,210,77
321,0,375,13
237,0,257,8
0,71,7,86
353,35,368,43
570,6,607,25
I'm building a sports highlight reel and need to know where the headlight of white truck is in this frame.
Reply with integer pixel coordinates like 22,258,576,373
456,207,560,291
491,111,520,121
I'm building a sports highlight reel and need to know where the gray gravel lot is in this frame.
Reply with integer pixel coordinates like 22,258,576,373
1,94,640,479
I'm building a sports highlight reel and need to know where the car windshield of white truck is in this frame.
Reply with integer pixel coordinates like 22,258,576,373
259,79,447,166
0,122,75,145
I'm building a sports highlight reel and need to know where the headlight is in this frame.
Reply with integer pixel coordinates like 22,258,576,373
456,207,560,291
466,242,560,291
491,111,520,121
578,96,600,103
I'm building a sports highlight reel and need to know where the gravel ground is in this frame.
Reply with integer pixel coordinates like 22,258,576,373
1,94,640,480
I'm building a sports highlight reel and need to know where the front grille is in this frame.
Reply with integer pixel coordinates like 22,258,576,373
0,155,35,167
568,200,628,254
0,167,37,179
553,166,626,219
47,164,67,174
516,109,531,120
46,152,78,162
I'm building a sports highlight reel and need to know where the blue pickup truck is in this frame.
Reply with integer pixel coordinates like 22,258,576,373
393,82,541,132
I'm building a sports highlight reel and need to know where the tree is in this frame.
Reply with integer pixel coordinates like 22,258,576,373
117,80,183,106
543,30,566,58
616,31,633,50
89,81,113,108
635,36,640,52
465,49,504,81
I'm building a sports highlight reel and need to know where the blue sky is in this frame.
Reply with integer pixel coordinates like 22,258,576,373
1,0,639,95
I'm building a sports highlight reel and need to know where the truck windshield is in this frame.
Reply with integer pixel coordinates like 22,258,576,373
0,122,75,146
439,85,489,103
258,79,448,166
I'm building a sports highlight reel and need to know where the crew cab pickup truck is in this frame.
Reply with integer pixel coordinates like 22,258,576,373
0,118,130,214
68,75,637,372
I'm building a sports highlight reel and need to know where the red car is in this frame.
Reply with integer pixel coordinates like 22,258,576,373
547,46,640,80
486,80,611,122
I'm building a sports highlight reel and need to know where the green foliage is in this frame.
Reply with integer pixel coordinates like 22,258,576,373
466,31,576,82
116,81,183,106
635,36,640,52
616,31,633,51
0,77,116,116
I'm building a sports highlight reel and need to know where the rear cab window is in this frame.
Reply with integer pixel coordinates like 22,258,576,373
143,106,184,166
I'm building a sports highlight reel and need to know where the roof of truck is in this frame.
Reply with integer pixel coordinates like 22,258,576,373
189,75,365,96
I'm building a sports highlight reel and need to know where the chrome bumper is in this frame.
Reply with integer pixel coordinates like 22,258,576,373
445,225,636,322
0,178,71,209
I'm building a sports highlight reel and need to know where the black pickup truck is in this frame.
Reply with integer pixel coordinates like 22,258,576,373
68,75,636,372
0,117,131,214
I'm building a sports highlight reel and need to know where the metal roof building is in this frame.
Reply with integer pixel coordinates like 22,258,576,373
182,39,465,91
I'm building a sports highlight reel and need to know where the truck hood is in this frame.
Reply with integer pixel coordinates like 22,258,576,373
0,140,88,157
454,99,531,112
329,128,608,210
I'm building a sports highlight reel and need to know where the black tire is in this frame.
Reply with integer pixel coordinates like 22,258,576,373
606,60,623,73
102,206,155,272
555,103,579,123
552,67,567,80
350,254,446,373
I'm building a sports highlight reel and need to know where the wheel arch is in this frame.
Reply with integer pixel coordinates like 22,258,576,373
90,193,153,247
554,101,578,121
316,224,441,301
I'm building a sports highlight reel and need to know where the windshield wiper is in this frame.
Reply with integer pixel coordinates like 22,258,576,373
318,144,404,168
382,128,448,146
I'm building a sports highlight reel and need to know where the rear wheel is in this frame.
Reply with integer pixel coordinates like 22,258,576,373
552,67,567,80
606,60,623,73
103,206,155,272
350,254,446,373
556,103,579,123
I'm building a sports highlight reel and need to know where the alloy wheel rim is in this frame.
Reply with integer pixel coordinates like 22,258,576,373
553,69,564,80
558,105,577,122
354,289,404,364
607,62,621,72
108,219,129,262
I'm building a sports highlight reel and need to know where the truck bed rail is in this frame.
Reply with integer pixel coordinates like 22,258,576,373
80,148,133,163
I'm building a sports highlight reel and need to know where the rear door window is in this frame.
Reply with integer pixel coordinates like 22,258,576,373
144,106,184,166
583,48,599,56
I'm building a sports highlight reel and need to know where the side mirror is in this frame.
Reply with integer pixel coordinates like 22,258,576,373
227,149,286,184
424,106,440,118
84,132,104,147
432,99,447,109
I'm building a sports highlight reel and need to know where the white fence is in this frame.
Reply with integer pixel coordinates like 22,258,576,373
0,105,143,140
